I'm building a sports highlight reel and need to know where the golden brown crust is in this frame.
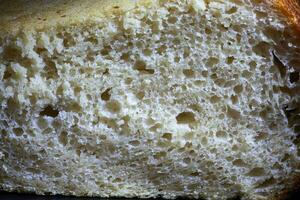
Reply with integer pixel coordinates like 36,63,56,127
272,0,300,31
0,0,154,36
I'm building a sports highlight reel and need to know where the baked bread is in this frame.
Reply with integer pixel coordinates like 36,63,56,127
0,0,300,199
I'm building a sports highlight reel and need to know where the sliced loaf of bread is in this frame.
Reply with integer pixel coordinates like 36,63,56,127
0,0,300,199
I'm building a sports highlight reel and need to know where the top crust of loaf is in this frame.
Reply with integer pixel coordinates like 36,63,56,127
1,0,300,36
0,0,154,36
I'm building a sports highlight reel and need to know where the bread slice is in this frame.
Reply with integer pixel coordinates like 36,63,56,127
0,0,300,199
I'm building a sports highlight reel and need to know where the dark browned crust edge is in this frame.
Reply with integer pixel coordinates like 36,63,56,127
273,0,300,32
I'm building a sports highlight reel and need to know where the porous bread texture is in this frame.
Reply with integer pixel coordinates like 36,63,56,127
0,0,300,199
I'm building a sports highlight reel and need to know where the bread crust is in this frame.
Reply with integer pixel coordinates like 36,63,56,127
272,0,300,31
274,174,300,200
0,0,154,36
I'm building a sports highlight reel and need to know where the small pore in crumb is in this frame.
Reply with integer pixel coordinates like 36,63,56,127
290,72,299,83
59,131,68,146
134,60,154,74
101,88,111,101
106,100,122,113
183,69,195,78
162,133,172,141
40,105,59,118
227,106,241,119
246,167,265,177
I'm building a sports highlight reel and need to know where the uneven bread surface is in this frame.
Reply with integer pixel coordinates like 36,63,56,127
0,0,300,199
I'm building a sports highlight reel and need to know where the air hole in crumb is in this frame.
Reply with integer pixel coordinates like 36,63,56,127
103,68,109,75
106,100,121,113
183,69,195,78
188,104,202,113
249,61,257,70
129,140,140,146
290,72,299,83
154,151,167,159
38,118,48,130
13,128,24,136
61,33,75,48
242,70,252,78
3,68,13,80
226,7,238,14
85,36,98,44
294,125,300,134
226,56,235,64
162,133,172,141
27,167,41,174
206,57,219,67
219,113,225,119
134,60,154,74
40,105,59,118
43,60,58,79
234,85,243,94
176,112,196,124
210,95,221,103
157,45,167,55
86,51,95,62
183,157,191,164
136,91,145,100
100,45,112,56
100,117,118,129
174,56,180,63
201,137,208,146
112,178,122,183
216,131,227,138
167,16,177,24
259,108,270,119
231,95,238,104
143,48,152,56
210,73,218,80
74,85,82,95
246,167,265,177
255,177,276,188
101,88,111,101
227,106,241,119
59,131,68,146
232,159,248,167
150,123,162,132
2,46,22,62
201,71,208,77
54,171,62,177
65,102,82,112
99,135,107,140
120,53,130,61
253,42,271,58
125,77,133,85
183,48,190,58
205,28,212,34
190,172,200,177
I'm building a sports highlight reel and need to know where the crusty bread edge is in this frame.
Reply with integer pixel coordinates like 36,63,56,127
0,0,156,36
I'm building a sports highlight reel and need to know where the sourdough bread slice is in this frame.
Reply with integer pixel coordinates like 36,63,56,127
0,0,300,199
